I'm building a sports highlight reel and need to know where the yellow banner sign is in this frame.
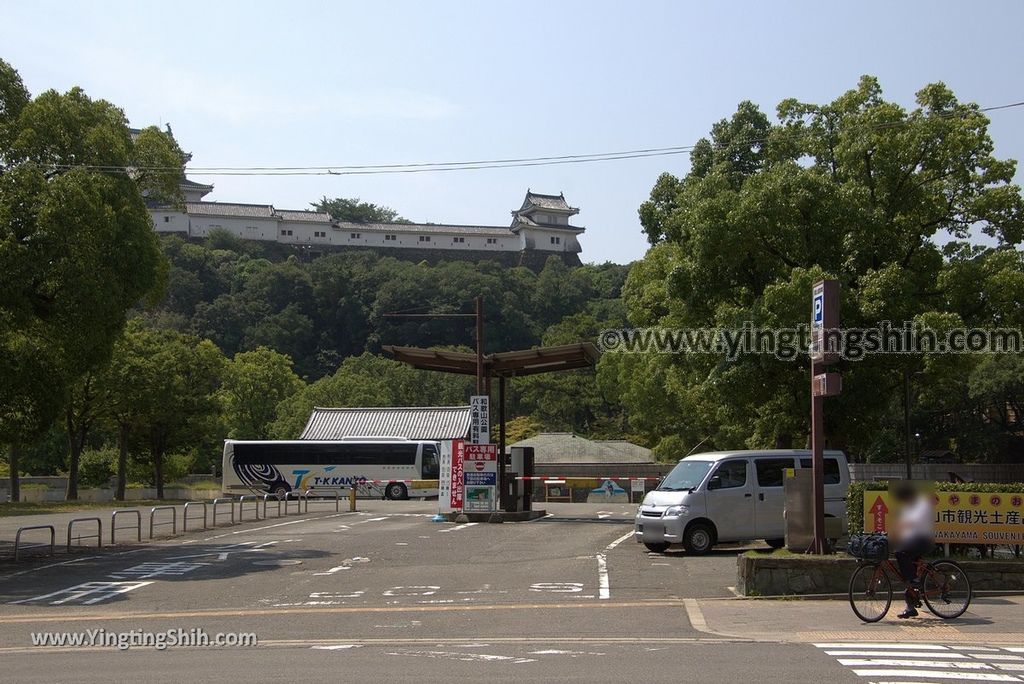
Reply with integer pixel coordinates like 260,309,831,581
863,490,1024,544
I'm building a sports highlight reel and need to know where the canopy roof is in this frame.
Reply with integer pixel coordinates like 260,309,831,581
382,343,599,378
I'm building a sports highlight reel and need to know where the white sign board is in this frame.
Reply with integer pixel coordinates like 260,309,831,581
631,478,646,494
438,441,453,514
469,395,490,444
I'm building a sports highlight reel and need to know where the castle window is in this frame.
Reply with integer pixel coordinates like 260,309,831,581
350,232,361,239
419,235,431,242
385,234,397,241
550,236,561,245
453,237,465,244
486,238,497,244
164,216,171,223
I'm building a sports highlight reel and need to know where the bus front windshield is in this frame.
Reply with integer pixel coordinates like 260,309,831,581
657,460,714,491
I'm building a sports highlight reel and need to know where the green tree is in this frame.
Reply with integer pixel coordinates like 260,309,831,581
0,59,181,498
624,76,1024,459
314,196,409,224
221,347,304,439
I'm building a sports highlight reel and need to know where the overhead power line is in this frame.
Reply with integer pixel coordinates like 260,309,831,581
41,99,1024,177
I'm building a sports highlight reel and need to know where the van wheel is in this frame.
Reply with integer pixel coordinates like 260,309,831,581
643,542,670,553
683,523,714,555
765,538,785,549
385,483,408,500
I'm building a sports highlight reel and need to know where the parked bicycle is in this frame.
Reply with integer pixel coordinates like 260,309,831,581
847,532,972,623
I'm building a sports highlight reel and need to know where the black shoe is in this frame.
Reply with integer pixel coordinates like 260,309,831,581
897,607,919,619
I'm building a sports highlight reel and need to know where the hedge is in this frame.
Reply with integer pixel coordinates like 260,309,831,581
847,480,1024,535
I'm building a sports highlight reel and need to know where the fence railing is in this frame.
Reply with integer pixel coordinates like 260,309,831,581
14,525,55,561
183,501,208,531
303,488,340,512
111,509,142,544
239,495,260,522
149,506,177,539
212,497,235,526
262,493,282,519
283,491,302,515
66,517,102,552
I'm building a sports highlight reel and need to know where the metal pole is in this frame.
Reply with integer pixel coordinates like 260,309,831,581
499,375,507,511
810,361,827,554
904,369,913,481
475,295,484,395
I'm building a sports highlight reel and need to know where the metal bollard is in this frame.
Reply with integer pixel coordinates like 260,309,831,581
349,486,357,512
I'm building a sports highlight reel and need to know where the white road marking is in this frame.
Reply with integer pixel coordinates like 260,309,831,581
382,586,440,597
530,583,583,593
596,530,634,600
438,522,478,533
838,659,994,670
0,555,101,582
826,651,969,658
817,643,1024,683
109,562,208,579
312,644,362,650
386,650,536,664
10,581,152,605
851,670,1017,681
530,649,607,657
815,643,950,650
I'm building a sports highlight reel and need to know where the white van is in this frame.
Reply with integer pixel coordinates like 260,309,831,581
634,449,849,554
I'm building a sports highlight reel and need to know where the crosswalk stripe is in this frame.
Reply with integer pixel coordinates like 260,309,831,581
825,651,969,659
851,670,1018,681
837,659,993,669
815,643,950,650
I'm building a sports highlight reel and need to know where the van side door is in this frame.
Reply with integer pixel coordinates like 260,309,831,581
753,457,795,539
704,459,753,542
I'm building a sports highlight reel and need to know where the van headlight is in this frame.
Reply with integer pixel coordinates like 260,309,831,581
664,505,689,517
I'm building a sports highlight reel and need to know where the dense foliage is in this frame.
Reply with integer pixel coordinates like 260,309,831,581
608,76,1024,465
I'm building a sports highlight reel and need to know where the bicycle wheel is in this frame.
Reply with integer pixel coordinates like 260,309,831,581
849,563,892,623
923,560,972,619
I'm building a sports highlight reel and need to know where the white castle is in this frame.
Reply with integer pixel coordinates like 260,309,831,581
147,158,585,265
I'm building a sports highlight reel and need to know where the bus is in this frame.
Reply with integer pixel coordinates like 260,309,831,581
222,438,441,500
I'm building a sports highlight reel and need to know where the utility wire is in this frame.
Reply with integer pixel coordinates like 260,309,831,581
40,99,1024,177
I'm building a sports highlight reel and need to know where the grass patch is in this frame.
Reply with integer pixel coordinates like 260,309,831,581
0,500,188,517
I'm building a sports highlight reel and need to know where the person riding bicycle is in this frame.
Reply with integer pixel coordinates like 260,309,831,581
891,481,935,619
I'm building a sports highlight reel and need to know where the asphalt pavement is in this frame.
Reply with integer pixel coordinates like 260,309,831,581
0,500,1020,682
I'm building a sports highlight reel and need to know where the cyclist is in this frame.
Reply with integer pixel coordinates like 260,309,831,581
891,481,935,619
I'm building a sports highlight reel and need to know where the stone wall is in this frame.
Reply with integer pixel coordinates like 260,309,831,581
737,554,1024,596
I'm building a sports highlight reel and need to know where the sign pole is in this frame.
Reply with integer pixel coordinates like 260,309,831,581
809,279,840,555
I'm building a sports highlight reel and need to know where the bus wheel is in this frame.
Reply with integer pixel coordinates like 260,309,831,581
385,483,408,500
272,484,289,498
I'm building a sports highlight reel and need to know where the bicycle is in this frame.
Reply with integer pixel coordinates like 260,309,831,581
847,538,972,623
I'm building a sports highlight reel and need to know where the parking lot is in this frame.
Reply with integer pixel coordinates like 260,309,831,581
1,501,1022,682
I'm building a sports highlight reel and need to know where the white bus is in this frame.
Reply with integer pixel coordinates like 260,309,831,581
222,438,441,500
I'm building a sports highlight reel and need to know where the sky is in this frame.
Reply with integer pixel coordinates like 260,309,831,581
2,1,1023,264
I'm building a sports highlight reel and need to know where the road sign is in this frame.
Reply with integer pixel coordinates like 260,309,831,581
469,395,490,444
810,280,840,365
463,444,497,512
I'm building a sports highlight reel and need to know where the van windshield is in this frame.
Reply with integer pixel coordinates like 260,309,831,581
657,460,714,491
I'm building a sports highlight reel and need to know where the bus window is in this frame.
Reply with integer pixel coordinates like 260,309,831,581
421,444,440,479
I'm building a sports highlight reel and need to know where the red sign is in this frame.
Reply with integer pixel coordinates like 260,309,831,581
464,444,497,460
870,496,888,532
475,461,485,472
450,439,465,511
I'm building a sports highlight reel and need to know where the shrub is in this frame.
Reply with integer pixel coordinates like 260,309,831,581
79,448,116,488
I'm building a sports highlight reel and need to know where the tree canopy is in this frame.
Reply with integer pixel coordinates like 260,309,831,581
613,76,1024,462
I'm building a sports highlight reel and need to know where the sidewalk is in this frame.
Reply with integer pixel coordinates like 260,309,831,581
689,594,1024,644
